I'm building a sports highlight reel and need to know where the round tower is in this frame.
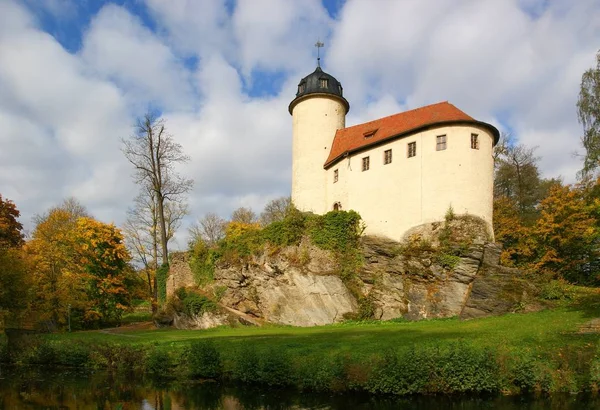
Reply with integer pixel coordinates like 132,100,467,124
289,66,349,214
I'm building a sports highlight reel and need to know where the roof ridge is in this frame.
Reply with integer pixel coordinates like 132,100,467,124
341,101,459,133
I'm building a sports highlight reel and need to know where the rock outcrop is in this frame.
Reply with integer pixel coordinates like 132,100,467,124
167,221,539,327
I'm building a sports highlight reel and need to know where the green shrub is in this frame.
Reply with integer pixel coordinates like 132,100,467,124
187,340,222,379
56,342,91,368
262,207,307,247
156,264,169,304
540,280,573,301
258,348,293,387
307,210,362,253
367,344,500,395
189,240,218,285
183,293,216,316
232,344,260,383
29,340,58,365
435,253,461,269
296,355,345,391
89,343,146,373
145,349,172,379
367,348,432,395
432,345,499,393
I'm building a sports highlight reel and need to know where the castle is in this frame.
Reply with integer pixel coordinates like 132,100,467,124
289,64,499,241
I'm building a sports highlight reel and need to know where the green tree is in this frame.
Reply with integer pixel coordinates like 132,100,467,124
578,50,600,179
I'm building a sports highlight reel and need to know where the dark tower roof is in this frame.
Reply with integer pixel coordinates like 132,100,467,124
288,66,350,114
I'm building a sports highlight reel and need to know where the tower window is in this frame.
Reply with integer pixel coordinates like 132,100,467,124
384,149,392,164
298,83,305,94
471,134,479,149
407,142,417,158
436,135,447,151
333,169,339,183
362,156,370,171
320,78,328,88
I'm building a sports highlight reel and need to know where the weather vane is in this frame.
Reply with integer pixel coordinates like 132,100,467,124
315,40,324,67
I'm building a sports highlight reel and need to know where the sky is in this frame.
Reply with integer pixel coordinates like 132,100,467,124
1,0,599,249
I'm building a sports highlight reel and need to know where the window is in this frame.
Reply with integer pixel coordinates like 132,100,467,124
384,149,392,164
362,156,370,171
407,142,417,158
333,169,339,183
363,129,377,139
298,83,305,94
471,133,479,150
333,202,342,211
320,78,328,88
436,135,447,151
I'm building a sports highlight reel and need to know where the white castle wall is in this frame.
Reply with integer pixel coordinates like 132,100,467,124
325,125,495,241
291,95,346,214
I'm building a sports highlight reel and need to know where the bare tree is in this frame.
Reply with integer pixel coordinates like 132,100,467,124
231,207,257,224
123,186,187,307
188,212,226,247
260,196,292,226
122,113,193,267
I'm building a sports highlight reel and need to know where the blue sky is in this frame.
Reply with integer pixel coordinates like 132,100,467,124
1,0,599,249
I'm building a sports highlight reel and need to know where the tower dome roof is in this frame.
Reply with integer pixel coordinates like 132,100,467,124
289,66,350,114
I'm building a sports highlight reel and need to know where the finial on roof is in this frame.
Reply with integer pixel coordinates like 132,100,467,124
315,40,324,67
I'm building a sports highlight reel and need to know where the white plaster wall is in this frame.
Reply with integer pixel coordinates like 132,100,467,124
291,95,346,214
327,125,495,241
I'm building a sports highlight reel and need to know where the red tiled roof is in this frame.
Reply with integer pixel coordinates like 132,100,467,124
324,101,499,168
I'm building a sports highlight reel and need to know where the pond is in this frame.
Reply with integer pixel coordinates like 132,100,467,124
1,368,599,409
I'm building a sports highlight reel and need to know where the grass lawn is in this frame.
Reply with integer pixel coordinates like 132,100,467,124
46,287,600,362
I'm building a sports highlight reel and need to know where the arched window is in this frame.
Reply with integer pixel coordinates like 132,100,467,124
333,202,342,211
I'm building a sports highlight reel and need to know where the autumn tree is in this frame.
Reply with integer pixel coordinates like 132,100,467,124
28,199,137,328
122,113,193,268
0,194,24,248
74,218,134,323
0,195,30,326
530,184,599,284
578,50,600,178
260,196,292,226
231,207,257,224
188,212,226,247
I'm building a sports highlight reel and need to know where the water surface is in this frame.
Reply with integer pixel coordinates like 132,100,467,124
1,368,599,409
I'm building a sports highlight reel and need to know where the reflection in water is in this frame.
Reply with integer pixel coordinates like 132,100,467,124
0,368,599,409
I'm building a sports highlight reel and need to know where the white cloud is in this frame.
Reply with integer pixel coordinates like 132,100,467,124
80,4,194,111
1,0,599,248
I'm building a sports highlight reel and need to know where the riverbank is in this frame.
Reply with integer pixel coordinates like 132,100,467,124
2,286,600,396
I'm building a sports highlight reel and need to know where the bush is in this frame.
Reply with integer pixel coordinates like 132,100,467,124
262,207,307,247
257,348,293,387
232,344,260,383
367,344,500,395
183,293,216,316
540,280,573,301
146,349,172,379
156,264,169,304
189,241,217,285
187,340,222,379
307,210,362,253
89,343,146,373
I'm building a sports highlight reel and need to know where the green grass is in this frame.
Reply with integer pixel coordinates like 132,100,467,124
47,289,600,360
11,286,600,395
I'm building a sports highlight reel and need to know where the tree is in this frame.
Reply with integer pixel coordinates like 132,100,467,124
0,194,24,248
530,184,599,284
122,113,193,267
231,207,256,224
74,218,133,323
28,199,137,328
123,186,187,306
0,195,30,326
188,212,226,247
578,50,600,179
260,196,292,226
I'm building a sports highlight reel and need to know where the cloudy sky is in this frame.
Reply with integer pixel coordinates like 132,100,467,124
1,0,599,248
